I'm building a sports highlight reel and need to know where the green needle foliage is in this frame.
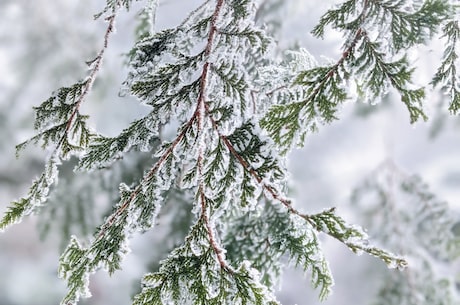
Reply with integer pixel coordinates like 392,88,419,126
432,18,460,114
1,0,459,305
260,0,451,151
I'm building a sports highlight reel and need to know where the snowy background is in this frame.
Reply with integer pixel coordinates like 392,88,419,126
1,1,459,305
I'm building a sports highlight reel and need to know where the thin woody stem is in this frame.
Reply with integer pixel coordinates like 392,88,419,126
60,13,117,148
195,0,231,271
97,0,231,272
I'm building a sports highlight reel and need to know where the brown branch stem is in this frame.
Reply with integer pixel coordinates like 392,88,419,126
199,186,232,272
98,115,196,237
97,1,230,274
194,0,232,271
57,12,117,151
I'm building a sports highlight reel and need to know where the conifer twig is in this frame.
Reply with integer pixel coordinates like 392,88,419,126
59,13,117,149
96,115,196,237
199,186,232,271
206,104,407,269
195,0,231,271
96,1,229,264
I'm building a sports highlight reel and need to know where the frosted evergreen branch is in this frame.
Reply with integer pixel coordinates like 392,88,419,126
216,26,269,54
210,116,391,299
58,118,194,303
223,201,334,300
58,12,117,154
60,0,236,301
355,32,427,123
2,9,120,232
212,125,407,269
431,20,460,114
207,103,294,210
129,1,285,303
15,81,89,157
210,115,286,201
94,0,135,19
304,208,408,269
199,187,232,272
94,116,195,236
366,0,449,51
0,156,58,231
130,54,204,110
133,221,280,304
261,0,448,150
312,0,449,108
77,117,160,170
312,0,450,52
6,0,454,304
260,27,361,151
207,97,406,273
210,63,249,114
194,0,231,273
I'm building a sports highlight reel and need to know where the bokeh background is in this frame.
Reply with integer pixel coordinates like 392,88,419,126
1,1,459,304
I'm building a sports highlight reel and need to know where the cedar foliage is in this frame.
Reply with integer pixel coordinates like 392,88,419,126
1,0,459,304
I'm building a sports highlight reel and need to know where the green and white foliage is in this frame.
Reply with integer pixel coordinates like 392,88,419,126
37,150,157,250
223,200,334,300
431,3,460,114
351,161,460,305
0,6,118,231
260,0,452,151
1,0,458,304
